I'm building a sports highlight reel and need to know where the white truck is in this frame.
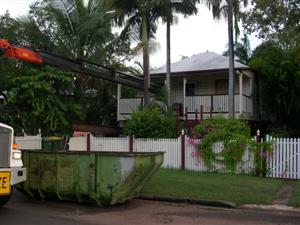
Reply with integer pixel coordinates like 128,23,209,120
0,123,26,206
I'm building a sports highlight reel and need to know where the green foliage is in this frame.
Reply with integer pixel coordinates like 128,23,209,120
249,140,273,177
193,117,251,172
223,34,251,64
249,41,300,136
242,0,300,48
202,0,249,39
0,1,136,133
123,106,176,138
193,117,274,174
0,66,79,135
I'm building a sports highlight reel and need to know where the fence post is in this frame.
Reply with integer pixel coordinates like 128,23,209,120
255,129,264,176
87,133,90,152
176,106,180,136
200,105,203,121
181,130,185,170
185,107,188,120
129,134,134,152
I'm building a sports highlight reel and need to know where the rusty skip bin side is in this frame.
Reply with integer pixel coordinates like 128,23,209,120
20,150,164,206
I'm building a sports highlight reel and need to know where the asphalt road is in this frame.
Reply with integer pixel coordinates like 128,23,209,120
1,190,300,225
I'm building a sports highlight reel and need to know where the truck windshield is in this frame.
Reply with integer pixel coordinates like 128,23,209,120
0,125,11,167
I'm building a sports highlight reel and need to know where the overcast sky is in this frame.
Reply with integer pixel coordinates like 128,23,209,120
0,0,260,68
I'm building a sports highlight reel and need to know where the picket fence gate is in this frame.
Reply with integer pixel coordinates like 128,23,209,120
266,135,300,179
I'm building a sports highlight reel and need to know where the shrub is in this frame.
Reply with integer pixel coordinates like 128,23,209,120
123,106,177,138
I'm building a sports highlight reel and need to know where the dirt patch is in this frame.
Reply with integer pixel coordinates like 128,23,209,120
272,181,296,205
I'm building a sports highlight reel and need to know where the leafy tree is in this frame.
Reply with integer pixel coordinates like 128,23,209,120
0,65,79,135
242,0,300,49
0,12,21,100
12,0,132,124
249,42,300,136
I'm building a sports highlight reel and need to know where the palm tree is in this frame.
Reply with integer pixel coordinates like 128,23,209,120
158,0,198,106
202,0,248,118
102,0,199,106
223,34,251,64
101,0,158,106
22,0,115,120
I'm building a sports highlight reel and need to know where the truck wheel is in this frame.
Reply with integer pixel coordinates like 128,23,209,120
0,193,12,207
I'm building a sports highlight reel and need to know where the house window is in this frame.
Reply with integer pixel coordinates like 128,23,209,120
215,79,228,95
185,83,195,96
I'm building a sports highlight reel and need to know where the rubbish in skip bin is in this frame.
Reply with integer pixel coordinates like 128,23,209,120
19,150,164,206
42,137,63,151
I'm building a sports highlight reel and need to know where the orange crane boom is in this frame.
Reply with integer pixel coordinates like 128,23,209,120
0,39,161,92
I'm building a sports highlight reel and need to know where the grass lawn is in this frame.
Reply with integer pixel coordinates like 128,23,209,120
289,181,300,207
141,168,285,205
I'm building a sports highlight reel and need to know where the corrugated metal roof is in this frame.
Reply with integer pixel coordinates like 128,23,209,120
151,52,249,75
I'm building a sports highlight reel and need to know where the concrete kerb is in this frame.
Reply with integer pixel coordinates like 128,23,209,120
138,195,236,208
241,204,300,214
138,195,300,214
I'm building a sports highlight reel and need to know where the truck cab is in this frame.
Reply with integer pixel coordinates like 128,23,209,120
0,123,26,206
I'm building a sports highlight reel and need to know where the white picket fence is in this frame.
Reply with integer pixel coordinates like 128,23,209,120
15,133,42,150
185,140,255,174
91,136,181,169
133,138,182,169
90,136,128,152
266,135,300,179
90,136,255,173
15,133,300,179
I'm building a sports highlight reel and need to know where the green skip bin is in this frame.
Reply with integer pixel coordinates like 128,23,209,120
20,150,164,206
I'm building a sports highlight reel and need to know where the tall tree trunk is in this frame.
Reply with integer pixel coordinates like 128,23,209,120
166,19,171,107
142,14,150,107
79,75,88,121
228,0,235,118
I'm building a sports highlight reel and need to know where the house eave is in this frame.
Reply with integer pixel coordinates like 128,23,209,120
149,67,253,78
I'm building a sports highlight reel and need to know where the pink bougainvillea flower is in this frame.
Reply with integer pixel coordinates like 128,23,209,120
187,138,199,146
258,152,267,159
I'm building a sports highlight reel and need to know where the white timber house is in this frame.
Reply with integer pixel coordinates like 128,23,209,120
117,52,258,122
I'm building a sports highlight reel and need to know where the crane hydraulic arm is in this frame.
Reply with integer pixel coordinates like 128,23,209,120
0,39,161,93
